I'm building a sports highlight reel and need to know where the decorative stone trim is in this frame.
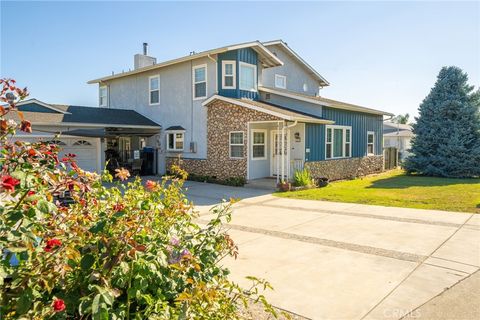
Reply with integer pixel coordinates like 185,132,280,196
305,155,384,181
168,100,281,180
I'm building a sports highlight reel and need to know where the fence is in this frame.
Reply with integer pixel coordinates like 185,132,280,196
384,147,398,170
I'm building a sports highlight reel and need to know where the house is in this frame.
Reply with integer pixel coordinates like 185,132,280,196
383,121,414,161
13,40,393,182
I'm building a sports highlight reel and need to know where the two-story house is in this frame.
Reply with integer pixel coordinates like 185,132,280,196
12,40,393,182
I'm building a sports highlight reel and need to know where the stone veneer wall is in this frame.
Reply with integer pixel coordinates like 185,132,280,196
305,155,384,181
166,100,280,180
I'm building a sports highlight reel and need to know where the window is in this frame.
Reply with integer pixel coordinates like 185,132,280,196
367,131,375,155
303,83,308,92
251,130,266,160
149,75,160,105
275,74,287,89
222,60,236,89
239,62,257,92
99,86,107,107
326,125,352,159
167,132,184,151
193,65,207,99
229,131,244,159
73,140,92,146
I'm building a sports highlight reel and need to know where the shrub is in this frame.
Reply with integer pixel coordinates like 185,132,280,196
293,168,314,187
0,79,275,319
221,177,246,187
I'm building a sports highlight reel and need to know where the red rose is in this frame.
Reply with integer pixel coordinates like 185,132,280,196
1,175,20,192
28,149,37,157
44,238,62,252
20,120,32,133
145,180,157,191
113,203,124,212
52,298,66,312
27,190,35,196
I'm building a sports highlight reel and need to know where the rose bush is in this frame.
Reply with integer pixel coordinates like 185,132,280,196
0,79,276,319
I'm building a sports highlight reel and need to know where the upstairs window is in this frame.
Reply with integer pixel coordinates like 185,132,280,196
239,62,257,92
275,74,287,89
167,132,184,151
149,75,160,105
193,65,207,99
367,131,375,155
99,86,107,107
222,60,236,89
229,131,244,159
326,125,352,159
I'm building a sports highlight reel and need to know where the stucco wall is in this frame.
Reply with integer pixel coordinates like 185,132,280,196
260,43,321,96
305,155,384,181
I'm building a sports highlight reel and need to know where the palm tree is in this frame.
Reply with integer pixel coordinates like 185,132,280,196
393,113,410,124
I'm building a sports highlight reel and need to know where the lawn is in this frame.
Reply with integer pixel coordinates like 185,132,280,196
276,169,480,213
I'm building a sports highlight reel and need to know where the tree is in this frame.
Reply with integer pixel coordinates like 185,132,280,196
393,113,410,124
404,66,480,177
0,79,276,319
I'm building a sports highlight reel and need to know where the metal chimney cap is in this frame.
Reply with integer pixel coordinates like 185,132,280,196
143,42,148,55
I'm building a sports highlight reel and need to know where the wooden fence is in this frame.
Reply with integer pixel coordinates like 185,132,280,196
384,147,398,170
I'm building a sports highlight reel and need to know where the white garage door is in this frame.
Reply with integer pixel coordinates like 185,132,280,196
57,138,99,172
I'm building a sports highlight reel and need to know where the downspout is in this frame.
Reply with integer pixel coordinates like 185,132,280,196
284,120,298,180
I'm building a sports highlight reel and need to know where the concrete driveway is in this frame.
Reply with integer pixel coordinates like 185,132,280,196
184,181,480,320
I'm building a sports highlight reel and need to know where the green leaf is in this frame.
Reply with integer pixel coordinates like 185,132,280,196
89,220,106,234
36,199,56,215
80,254,95,270
16,287,33,315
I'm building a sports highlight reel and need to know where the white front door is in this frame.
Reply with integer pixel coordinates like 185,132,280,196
271,130,289,177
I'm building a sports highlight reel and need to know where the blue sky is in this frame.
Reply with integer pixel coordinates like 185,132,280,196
1,1,479,118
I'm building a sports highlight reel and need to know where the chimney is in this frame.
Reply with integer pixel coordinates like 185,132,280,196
134,42,157,69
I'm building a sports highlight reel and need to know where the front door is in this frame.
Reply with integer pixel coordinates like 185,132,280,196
271,130,289,177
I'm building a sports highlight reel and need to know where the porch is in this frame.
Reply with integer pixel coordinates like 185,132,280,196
247,120,306,183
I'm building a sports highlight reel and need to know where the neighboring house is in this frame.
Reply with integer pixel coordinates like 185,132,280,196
383,121,414,161
12,40,393,182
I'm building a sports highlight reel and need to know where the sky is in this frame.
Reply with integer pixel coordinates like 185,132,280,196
1,1,479,118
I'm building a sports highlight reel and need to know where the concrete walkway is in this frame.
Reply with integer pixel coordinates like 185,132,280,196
183,181,480,320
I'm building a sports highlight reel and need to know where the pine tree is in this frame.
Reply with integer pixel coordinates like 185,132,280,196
404,66,480,178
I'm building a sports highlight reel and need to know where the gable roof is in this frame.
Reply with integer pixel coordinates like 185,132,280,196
259,86,394,116
383,121,413,137
202,95,334,124
88,41,283,84
6,99,161,129
263,40,330,87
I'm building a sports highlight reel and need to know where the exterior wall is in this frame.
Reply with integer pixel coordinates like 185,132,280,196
384,136,412,160
102,56,217,173
167,100,280,180
258,92,323,118
260,43,321,96
305,155,384,181
306,107,384,161
217,48,259,100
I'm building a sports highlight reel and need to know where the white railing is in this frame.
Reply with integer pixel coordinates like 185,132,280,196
290,159,304,177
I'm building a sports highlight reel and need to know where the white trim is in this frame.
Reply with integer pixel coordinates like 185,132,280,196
367,131,375,156
31,122,161,129
87,41,282,84
239,61,257,92
12,99,70,114
166,131,184,152
202,95,334,124
325,125,352,159
99,86,108,107
221,60,236,89
192,64,208,100
270,129,290,177
262,40,330,86
251,129,267,160
274,74,287,89
148,75,160,106
258,86,393,116
229,131,244,159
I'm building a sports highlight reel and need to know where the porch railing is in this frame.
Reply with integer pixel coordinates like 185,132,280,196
290,159,305,176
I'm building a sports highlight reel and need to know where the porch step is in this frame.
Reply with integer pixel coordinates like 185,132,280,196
246,178,277,191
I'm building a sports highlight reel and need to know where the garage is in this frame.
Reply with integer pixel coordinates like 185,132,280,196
55,138,99,172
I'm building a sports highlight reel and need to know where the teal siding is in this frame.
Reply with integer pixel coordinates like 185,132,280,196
305,107,383,161
218,48,258,100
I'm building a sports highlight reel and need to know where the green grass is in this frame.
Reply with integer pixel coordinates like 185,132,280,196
276,169,480,213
